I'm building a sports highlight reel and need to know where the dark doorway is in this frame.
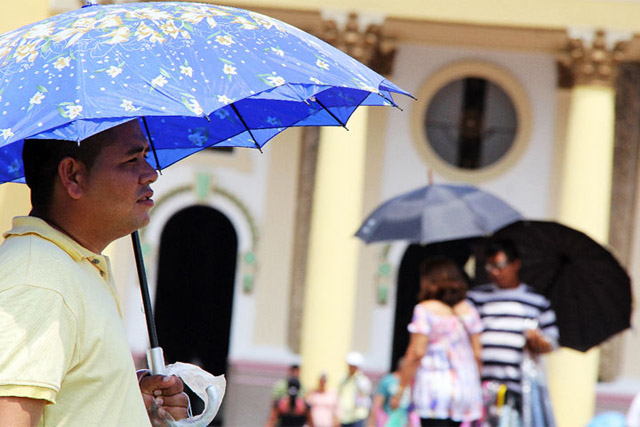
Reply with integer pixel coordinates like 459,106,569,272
154,205,238,425
390,239,485,372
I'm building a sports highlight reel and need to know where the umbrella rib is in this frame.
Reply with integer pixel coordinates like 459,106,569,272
375,92,403,111
230,104,263,153
141,117,163,175
313,98,349,130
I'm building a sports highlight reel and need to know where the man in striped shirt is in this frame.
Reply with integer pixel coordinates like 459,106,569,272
467,238,558,412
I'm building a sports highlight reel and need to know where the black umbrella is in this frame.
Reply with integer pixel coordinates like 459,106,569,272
493,220,633,352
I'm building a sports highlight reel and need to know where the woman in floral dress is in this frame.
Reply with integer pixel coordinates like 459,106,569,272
396,257,483,427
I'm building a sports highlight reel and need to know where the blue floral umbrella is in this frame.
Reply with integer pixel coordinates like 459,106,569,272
0,1,411,183
0,4,411,423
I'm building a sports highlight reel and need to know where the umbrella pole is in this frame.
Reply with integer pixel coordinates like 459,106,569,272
131,231,166,375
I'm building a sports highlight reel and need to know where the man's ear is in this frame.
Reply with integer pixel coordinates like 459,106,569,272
58,157,87,200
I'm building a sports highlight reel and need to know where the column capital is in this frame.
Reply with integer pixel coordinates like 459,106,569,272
558,29,630,88
319,11,397,76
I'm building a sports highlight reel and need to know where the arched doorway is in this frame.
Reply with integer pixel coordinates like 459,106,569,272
390,239,484,371
154,205,238,424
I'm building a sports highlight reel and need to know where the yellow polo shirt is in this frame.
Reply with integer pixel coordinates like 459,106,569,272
338,371,372,424
0,216,151,426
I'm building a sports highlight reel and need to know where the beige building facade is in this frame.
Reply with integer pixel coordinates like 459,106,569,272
3,1,640,425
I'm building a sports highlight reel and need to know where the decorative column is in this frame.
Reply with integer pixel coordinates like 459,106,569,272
287,127,320,353
298,12,396,390
549,29,627,427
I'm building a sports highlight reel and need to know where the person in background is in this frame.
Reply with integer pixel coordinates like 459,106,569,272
338,352,373,427
467,238,558,418
397,256,483,427
0,121,189,426
273,364,306,401
307,372,339,427
368,358,415,427
266,377,314,427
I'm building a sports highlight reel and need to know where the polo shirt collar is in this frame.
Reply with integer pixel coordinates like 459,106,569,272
4,216,110,279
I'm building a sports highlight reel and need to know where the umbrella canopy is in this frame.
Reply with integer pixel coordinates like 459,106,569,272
0,1,411,183
493,220,633,352
355,183,523,245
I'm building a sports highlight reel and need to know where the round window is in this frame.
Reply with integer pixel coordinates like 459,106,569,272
411,61,531,181
424,77,517,170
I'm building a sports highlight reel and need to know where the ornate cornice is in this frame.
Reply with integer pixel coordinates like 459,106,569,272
558,29,629,88
319,12,397,76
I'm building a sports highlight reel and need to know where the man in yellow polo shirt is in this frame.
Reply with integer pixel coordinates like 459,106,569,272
0,120,189,426
337,352,372,427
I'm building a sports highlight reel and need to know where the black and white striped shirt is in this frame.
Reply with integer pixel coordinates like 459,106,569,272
467,283,558,394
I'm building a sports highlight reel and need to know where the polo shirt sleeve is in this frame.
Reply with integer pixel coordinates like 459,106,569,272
0,285,77,404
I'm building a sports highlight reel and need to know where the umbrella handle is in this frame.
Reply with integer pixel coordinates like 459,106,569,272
146,351,222,426
147,347,166,376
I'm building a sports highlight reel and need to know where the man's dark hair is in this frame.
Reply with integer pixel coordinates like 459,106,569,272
485,238,520,262
22,131,112,216
287,364,300,378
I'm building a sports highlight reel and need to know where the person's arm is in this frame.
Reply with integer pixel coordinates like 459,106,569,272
393,333,428,409
138,373,189,423
527,298,558,355
0,396,46,427
454,301,483,373
265,403,278,427
470,332,483,373
0,289,72,427
367,393,385,427
392,304,430,409
525,329,553,354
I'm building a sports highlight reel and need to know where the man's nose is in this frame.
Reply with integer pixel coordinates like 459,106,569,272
141,158,159,184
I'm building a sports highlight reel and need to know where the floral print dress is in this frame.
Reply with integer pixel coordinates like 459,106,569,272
408,303,483,422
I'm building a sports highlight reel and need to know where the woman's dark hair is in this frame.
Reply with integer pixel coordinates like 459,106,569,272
418,256,468,306
286,377,301,411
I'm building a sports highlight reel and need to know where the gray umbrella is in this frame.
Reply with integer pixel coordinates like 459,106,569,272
355,183,523,244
